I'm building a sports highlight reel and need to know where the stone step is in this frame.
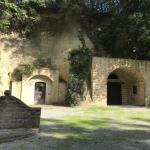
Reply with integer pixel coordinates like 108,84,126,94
0,129,39,143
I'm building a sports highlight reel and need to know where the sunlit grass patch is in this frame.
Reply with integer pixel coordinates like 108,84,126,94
62,115,110,130
40,105,150,144
86,106,112,112
40,119,51,125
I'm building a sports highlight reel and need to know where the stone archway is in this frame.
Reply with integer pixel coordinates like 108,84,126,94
107,68,145,106
92,57,150,106
27,75,52,105
12,68,59,105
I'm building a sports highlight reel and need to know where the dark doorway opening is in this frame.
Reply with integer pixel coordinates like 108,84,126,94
108,74,118,79
107,82,122,105
34,82,46,104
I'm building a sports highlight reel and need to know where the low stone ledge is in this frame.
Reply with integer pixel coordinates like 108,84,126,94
0,91,41,142
0,128,39,143
0,91,41,129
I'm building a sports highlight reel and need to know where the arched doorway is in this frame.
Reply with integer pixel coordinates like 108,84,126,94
34,82,46,104
26,75,52,105
107,74,122,105
107,68,145,106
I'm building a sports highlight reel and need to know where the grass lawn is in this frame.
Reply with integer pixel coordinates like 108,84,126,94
0,106,150,150
39,106,150,150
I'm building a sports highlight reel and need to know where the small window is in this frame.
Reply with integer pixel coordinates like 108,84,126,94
133,86,137,94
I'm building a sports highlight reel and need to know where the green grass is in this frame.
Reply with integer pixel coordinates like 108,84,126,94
40,106,150,144
0,106,149,150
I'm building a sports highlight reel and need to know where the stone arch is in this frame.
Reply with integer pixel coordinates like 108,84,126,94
26,75,52,105
15,68,59,105
92,57,150,106
107,67,145,106
26,68,54,82
30,75,53,82
107,67,144,82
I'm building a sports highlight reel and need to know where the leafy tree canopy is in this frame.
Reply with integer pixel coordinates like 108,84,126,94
0,0,149,60
82,0,150,60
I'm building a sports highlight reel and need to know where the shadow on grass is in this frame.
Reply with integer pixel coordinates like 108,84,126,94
5,117,149,150
36,117,150,150
130,117,150,123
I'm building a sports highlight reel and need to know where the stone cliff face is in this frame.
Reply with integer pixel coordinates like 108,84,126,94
27,17,93,81
0,19,92,91
0,18,93,104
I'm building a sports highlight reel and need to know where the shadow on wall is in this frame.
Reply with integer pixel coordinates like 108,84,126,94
58,77,67,105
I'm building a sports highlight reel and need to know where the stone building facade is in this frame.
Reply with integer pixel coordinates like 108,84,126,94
9,57,150,106
92,57,150,106
0,32,149,106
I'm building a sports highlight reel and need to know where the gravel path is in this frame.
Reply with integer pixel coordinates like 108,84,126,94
40,105,86,119
0,105,149,150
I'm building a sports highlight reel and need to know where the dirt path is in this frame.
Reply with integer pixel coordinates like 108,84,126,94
40,105,86,119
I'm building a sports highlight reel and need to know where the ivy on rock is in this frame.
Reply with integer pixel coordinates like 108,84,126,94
65,32,92,106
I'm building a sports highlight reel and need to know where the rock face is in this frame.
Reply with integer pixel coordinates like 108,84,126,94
0,94,41,129
0,20,93,103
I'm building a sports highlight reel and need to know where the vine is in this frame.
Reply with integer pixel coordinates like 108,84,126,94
12,51,56,81
65,32,92,106
12,63,35,81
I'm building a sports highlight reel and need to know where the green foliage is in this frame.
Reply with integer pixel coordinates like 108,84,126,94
33,51,56,69
83,0,150,60
0,0,87,35
13,63,35,81
66,32,92,106
0,0,40,34
13,51,55,81
65,0,150,106
60,0,86,15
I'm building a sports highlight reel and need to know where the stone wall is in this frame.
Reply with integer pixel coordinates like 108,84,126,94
58,81,67,104
92,57,150,106
0,95,41,129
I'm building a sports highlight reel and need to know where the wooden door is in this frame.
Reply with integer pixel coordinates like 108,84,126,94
34,82,46,104
107,82,122,105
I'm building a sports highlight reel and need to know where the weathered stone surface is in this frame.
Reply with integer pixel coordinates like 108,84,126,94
92,57,150,106
0,95,41,129
0,24,93,104
0,129,38,143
